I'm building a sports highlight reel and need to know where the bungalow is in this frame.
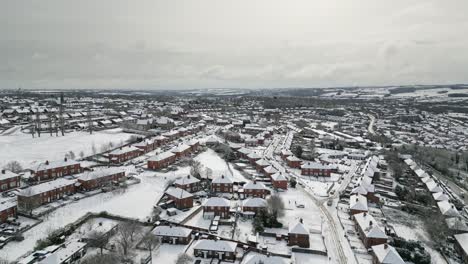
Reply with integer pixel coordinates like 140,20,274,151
371,244,405,264
0,198,17,223
171,144,192,159
76,168,125,191
349,194,368,215
0,169,21,192
174,175,201,193
286,156,302,168
203,197,230,219
153,225,192,244
147,151,176,170
243,181,270,198
38,240,87,264
193,239,237,261
353,212,388,248
288,220,310,248
17,178,77,210
300,162,337,177
30,158,82,182
108,146,142,164
165,187,194,209
271,173,288,190
211,175,234,193
242,198,266,216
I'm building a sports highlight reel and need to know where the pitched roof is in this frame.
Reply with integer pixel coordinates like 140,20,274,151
289,222,309,235
349,194,368,212
166,187,193,199
153,225,192,237
243,181,267,190
242,198,267,208
212,175,234,184
203,197,230,207
354,213,388,239
0,169,19,181
174,175,200,185
371,244,405,264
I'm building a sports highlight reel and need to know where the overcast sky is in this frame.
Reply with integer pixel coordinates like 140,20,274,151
2,0,468,90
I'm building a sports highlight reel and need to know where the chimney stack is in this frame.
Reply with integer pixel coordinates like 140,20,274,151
299,218,303,224
45,160,49,165
1,169,5,174
64,157,68,162
369,220,373,226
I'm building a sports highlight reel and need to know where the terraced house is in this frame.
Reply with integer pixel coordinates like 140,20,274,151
29,158,82,182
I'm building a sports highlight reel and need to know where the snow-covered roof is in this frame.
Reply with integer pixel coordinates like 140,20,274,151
371,244,405,264
242,253,288,264
108,146,140,155
247,152,261,160
454,233,468,256
174,175,200,185
349,194,368,212
354,213,388,239
255,159,270,167
300,162,336,170
288,222,308,235
286,155,301,162
432,192,449,201
0,169,19,181
38,240,86,264
263,166,278,174
437,200,460,217
193,239,237,252
166,187,193,199
242,198,267,208
0,198,16,212
243,181,267,190
212,175,234,184
31,159,80,172
153,225,192,237
271,172,287,181
148,151,175,162
76,167,124,182
203,197,230,207
425,180,443,193
171,144,191,153
19,178,77,197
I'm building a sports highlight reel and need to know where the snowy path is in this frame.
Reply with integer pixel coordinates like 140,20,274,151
367,114,376,135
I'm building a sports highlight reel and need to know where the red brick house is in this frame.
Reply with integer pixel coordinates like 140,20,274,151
133,140,155,153
236,148,251,159
108,146,142,164
0,199,17,223
203,197,230,219
242,198,266,216
165,187,194,209
286,156,302,168
188,140,200,152
262,166,278,178
154,135,168,147
255,159,270,172
454,233,468,264
300,162,337,177
349,194,369,215
17,178,77,210
271,173,288,190
247,152,261,165
353,212,388,248
30,159,82,182
148,151,176,170
371,244,405,264
193,239,237,261
0,169,21,192
153,225,192,244
76,168,125,191
281,149,293,160
174,175,201,193
171,144,192,159
242,181,270,198
211,175,234,193
288,221,310,248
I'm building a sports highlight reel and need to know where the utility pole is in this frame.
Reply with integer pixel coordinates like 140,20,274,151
35,110,41,137
48,112,53,136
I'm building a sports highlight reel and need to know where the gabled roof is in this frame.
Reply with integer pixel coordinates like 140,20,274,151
174,175,200,185
349,194,368,212
0,170,19,181
354,213,388,239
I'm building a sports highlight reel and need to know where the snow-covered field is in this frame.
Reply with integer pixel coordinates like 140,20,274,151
195,149,248,182
0,128,138,169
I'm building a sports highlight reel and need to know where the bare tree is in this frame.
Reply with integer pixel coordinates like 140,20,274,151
87,231,109,255
3,161,23,173
115,221,142,256
68,151,76,160
79,151,85,159
189,160,202,179
151,206,162,222
81,253,120,264
141,233,161,263
175,253,193,264
267,194,285,219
